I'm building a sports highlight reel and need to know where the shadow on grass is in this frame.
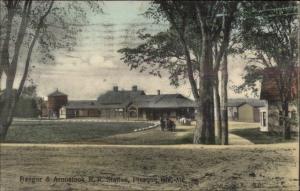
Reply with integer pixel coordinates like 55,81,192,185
95,131,195,145
166,128,190,132
149,133,194,145
230,127,298,144
173,132,194,144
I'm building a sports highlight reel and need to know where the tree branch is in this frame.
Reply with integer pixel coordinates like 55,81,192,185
213,2,238,73
6,0,32,90
0,1,16,79
17,0,54,98
160,1,200,100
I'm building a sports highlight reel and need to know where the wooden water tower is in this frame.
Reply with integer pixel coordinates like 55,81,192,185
47,89,68,118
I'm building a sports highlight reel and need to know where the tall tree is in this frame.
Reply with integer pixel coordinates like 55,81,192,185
119,1,238,144
208,2,238,144
0,1,102,141
235,1,298,139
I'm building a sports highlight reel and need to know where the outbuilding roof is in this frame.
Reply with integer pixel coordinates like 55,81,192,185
227,98,266,108
65,100,98,109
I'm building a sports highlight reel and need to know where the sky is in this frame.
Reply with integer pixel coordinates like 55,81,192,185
5,1,253,100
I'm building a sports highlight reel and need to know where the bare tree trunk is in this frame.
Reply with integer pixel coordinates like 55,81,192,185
193,38,215,144
0,2,16,141
193,100,206,144
194,89,215,145
159,2,209,144
0,1,53,141
0,3,14,85
0,90,16,141
193,5,216,144
214,77,222,144
194,62,215,144
282,101,291,139
207,43,215,144
199,39,215,144
207,83,215,144
221,53,229,145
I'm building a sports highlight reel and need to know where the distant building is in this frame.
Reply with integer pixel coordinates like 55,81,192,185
259,67,299,133
97,85,146,119
60,100,99,119
47,89,68,118
227,98,267,123
45,85,196,121
129,94,195,120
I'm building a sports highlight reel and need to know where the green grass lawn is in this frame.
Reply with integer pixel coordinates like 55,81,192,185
230,127,298,144
5,121,152,143
5,120,297,145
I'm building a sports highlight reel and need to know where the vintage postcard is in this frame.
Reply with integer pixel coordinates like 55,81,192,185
0,1,299,190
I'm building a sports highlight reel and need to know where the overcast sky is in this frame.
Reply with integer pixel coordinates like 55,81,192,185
8,1,254,100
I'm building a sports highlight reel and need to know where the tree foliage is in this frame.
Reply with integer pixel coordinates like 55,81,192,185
0,0,102,140
235,1,298,139
119,1,239,144
119,29,200,87
118,2,201,87
234,1,298,97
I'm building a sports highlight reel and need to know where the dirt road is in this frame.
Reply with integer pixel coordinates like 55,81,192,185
0,142,298,191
